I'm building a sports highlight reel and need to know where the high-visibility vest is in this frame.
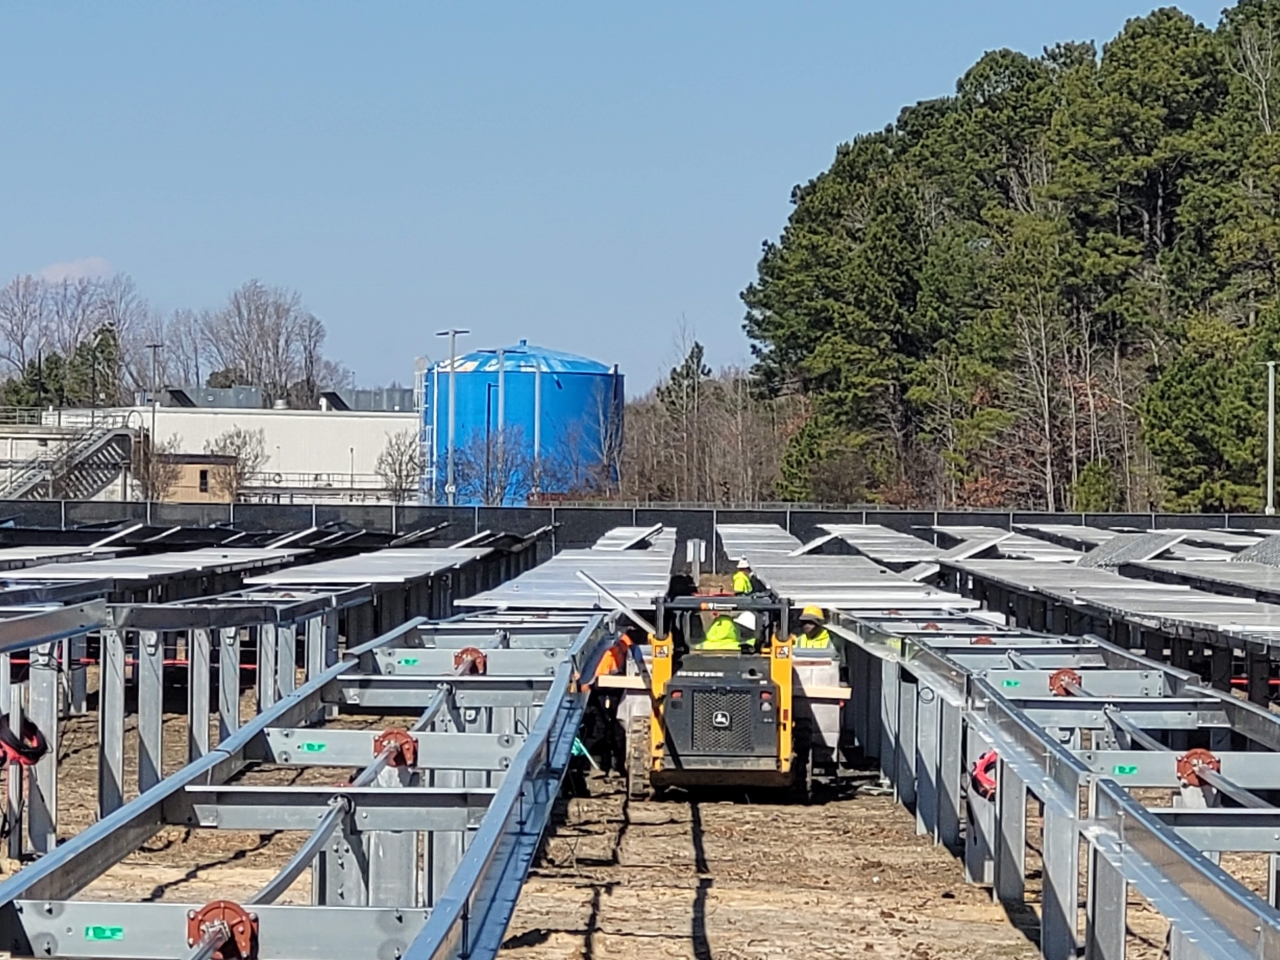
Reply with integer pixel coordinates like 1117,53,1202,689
732,571,752,594
794,627,831,649
588,636,632,686
700,615,741,651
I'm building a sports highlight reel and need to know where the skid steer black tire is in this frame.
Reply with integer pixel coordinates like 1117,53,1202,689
626,716,653,801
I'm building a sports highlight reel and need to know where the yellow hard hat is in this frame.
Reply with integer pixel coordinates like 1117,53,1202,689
799,605,824,624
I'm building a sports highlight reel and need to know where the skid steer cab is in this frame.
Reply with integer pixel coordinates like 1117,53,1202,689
628,594,803,797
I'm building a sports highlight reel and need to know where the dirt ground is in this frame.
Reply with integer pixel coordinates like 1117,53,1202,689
500,775,1042,960
5,667,1273,959
17,671,422,906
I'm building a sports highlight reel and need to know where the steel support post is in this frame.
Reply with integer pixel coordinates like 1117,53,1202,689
65,634,87,716
277,623,297,699
306,616,324,683
1210,646,1234,752
937,699,963,853
366,828,419,906
992,759,1025,904
915,683,940,838
0,652,10,715
258,624,278,711
366,767,419,907
1041,804,1080,960
98,628,126,817
895,670,917,808
325,611,340,719
218,628,240,744
27,642,57,854
1248,651,1271,708
426,700,464,906
137,630,164,795
1085,845,1126,960
188,628,211,762
879,659,899,783
315,814,369,906
849,646,869,754
963,728,994,885
1210,645,1233,692
5,688,22,860
864,650,882,761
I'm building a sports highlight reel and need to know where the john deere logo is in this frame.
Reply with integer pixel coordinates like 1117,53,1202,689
711,711,731,729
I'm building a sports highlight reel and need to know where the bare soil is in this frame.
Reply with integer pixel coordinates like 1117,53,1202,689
7,672,421,906
500,775,1042,960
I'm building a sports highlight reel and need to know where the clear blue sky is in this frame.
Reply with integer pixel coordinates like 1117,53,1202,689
0,1,1226,393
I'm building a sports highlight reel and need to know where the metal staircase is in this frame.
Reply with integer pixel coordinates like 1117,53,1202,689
0,423,134,501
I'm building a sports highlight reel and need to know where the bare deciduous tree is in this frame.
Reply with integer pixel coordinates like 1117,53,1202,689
0,276,45,375
198,280,351,406
375,429,424,503
451,425,533,506
619,358,803,505
0,272,355,412
204,427,267,501
1231,19,1279,135
131,433,184,502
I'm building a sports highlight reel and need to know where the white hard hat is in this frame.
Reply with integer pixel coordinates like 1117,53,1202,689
734,611,757,631
736,558,751,570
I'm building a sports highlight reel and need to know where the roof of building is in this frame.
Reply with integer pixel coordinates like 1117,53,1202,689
157,452,238,466
435,340,617,376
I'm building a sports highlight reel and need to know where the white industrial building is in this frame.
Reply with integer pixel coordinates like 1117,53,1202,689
0,400,419,503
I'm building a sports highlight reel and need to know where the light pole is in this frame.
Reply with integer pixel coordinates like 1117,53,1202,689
435,329,470,506
1267,361,1277,516
145,342,162,501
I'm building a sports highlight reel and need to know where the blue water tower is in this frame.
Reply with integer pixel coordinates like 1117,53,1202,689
420,340,624,505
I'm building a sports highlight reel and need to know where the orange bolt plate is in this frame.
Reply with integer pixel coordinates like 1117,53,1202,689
374,729,418,767
187,900,256,960
1176,748,1220,787
454,647,488,674
1048,668,1082,697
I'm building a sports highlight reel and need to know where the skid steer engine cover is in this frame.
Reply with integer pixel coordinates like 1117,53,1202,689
664,654,777,764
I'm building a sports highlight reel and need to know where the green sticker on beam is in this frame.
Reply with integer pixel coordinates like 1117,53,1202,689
1001,679,1021,688
300,742,326,753
85,927,123,941
1113,765,1138,776
399,657,419,666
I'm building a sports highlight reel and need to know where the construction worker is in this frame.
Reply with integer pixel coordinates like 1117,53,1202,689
732,558,754,595
793,606,832,650
700,610,755,652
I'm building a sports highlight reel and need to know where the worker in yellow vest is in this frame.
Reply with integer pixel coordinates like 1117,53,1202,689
700,610,756,652
793,606,831,650
732,558,754,595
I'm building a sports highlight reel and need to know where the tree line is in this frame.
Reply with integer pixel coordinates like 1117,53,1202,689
739,0,1280,512
0,274,353,411
620,339,806,503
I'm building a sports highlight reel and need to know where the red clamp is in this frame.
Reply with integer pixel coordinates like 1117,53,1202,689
971,635,994,645
374,729,418,768
454,647,487,675
1048,668,1082,697
1177,748,1220,788
972,750,998,800
923,622,941,631
0,718,47,767
187,901,257,960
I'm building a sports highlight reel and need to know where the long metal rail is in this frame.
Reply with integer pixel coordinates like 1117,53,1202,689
713,521,1280,960
0,613,612,960
835,604,1280,960
0,524,674,960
